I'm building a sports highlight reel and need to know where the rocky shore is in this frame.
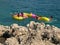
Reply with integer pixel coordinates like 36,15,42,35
0,21,60,45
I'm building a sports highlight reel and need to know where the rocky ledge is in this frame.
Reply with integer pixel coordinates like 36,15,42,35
0,21,60,45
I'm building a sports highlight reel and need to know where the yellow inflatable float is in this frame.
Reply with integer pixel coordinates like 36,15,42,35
13,15,24,20
12,13,30,20
38,17,50,22
23,13,32,17
12,12,51,22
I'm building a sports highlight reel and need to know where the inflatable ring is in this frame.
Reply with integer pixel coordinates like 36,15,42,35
13,15,24,20
40,17,50,22
24,13,32,17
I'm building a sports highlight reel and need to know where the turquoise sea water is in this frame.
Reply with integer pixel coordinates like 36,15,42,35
0,0,60,27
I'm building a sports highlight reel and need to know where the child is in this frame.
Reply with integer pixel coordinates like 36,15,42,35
31,13,37,19
50,16,53,21
20,12,24,17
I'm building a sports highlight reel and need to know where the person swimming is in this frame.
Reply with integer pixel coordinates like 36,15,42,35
50,16,53,21
36,16,50,22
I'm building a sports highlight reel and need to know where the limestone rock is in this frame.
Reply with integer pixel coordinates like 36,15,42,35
0,21,60,45
10,23,19,29
5,37,19,45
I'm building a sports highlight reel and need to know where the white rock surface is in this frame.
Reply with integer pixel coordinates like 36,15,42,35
5,37,19,45
0,21,60,45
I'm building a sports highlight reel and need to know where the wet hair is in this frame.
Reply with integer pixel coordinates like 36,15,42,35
17,13,20,17
18,13,19,15
21,12,23,15
21,12,23,16
50,16,53,18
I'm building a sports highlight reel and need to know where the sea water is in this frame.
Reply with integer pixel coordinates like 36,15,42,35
0,0,60,28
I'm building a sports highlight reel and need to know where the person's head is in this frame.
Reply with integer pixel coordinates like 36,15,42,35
20,12,23,17
50,16,53,20
18,13,19,15
21,12,23,15
50,16,53,18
